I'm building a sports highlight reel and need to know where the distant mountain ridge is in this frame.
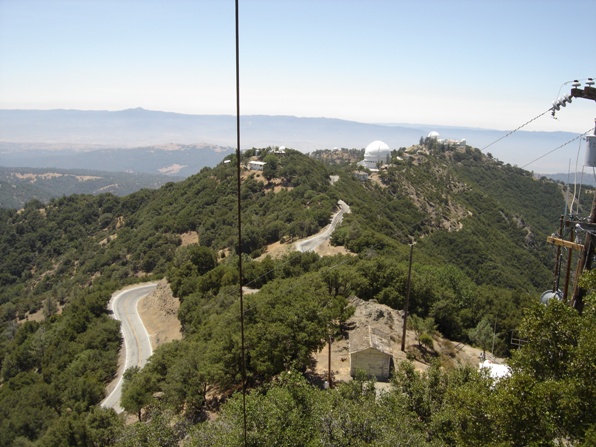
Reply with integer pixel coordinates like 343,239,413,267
541,171,596,187
0,142,234,177
0,166,181,209
0,108,583,173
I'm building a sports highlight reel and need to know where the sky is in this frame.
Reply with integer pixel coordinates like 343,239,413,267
0,0,595,137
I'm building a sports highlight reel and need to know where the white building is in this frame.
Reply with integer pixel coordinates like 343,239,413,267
248,161,266,171
427,131,466,147
360,140,392,171
479,360,511,380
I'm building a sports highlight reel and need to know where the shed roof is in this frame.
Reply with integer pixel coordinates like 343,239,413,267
349,325,393,356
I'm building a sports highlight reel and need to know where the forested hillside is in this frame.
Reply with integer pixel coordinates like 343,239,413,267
1,144,594,446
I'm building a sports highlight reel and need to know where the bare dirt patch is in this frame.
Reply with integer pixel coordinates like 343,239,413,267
180,231,199,247
312,297,492,384
137,279,182,350
256,240,295,260
313,239,353,257
158,164,187,175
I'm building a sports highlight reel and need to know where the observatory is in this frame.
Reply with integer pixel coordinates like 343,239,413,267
360,140,391,170
427,131,466,147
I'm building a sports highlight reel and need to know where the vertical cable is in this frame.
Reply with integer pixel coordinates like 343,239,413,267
234,0,248,445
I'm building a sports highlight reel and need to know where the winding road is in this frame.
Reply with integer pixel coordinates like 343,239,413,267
100,283,157,413
296,200,351,252
100,200,349,412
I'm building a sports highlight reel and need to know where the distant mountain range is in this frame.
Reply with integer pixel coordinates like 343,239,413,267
0,108,589,174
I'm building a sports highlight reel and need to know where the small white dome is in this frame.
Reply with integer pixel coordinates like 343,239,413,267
428,131,440,139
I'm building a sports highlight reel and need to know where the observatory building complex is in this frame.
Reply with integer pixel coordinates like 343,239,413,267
427,131,466,147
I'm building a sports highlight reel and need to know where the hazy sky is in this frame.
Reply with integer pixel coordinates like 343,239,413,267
1,0,594,134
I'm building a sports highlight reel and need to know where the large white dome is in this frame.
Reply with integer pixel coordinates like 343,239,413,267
428,131,440,139
360,140,391,170
365,140,391,157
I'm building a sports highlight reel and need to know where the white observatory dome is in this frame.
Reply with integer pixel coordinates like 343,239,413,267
428,131,440,139
364,140,391,159
360,140,391,170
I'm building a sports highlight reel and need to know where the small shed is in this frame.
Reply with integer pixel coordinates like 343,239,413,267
349,326,394,380
353,171,369,181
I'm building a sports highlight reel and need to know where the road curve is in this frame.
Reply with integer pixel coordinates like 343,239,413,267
296,200,351,253
100,282,157,413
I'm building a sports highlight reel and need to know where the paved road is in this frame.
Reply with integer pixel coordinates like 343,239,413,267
100,200,350,411
296,200,350,252
100,283,157,413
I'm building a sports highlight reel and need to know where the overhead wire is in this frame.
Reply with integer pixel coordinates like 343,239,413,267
481,109,552,153
571,135,585,216
478,128,595,192
520,128,594,172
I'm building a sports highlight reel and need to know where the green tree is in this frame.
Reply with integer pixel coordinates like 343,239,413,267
121,366,156,421
187,245,217,275
408,314,437,349
468,317,494,359
262,154,278,181
489,292,596,445
116,408,179,447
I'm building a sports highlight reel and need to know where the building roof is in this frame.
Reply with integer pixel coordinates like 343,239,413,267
479,360,511,380
349,325,394,356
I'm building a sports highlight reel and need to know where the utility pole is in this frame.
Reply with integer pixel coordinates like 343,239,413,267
553,78,596,312
327,334,333,389
552,216,564,291
571,172,596,313
563,223,575,301
401,243,414,352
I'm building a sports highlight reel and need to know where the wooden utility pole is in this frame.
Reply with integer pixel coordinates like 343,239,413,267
552,216,564,291
327,334,333,389
552,81,596,312
401,244,414,352
563,224,575,301
547,217,585,304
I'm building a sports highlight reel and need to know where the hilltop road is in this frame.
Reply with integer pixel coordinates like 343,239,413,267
296,200,350,253
100,283,157,413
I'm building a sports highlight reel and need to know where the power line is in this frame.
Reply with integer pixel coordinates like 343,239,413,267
519,128,594,172
481,109,552,153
